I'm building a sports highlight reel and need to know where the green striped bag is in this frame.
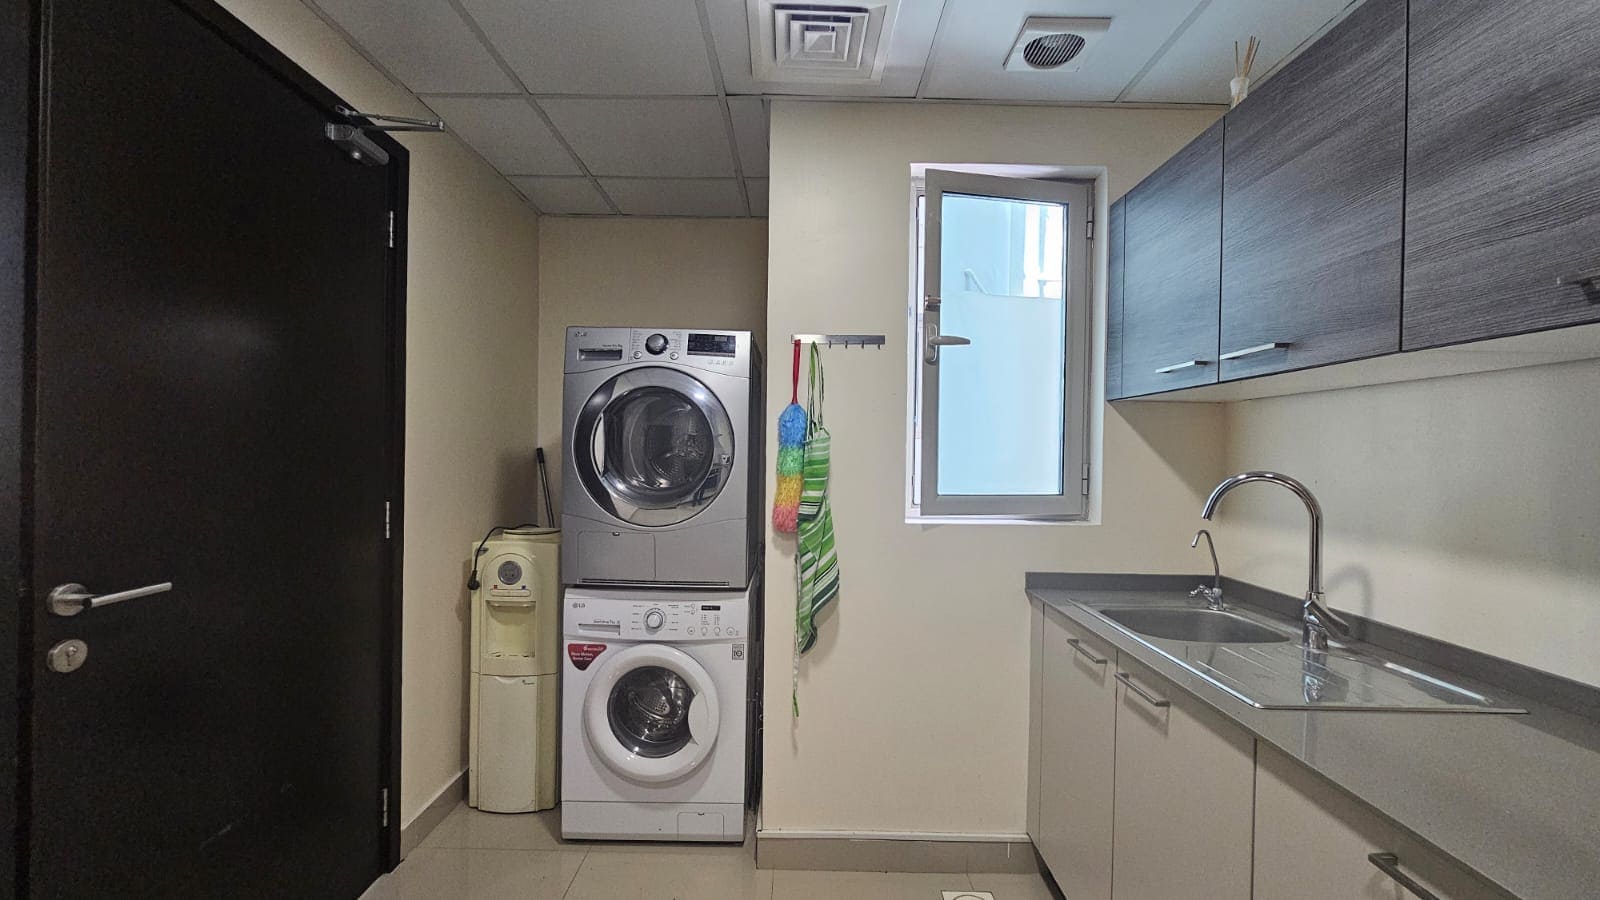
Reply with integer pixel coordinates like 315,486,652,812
795,343,839,659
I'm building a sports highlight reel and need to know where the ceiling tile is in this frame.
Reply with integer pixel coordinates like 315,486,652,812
726,98,769,176
705,0,948,98
311,0,518,93
541,98,735,177
458,0,715,95
746,178,769,217
1121,0,1355,103
509,177,615,215
921,0,1204,103
421,96,581,175
599,179,747,217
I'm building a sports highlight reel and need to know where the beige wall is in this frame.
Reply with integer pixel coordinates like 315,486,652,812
1216,360,1600,688
762,100,1227,837
535,217,768,510
219,1,542,826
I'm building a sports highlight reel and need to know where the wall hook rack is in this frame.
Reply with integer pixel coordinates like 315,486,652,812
791,333,886,349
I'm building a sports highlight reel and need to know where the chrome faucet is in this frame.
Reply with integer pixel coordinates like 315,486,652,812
1200,471,1350,650
1189,529,1224,610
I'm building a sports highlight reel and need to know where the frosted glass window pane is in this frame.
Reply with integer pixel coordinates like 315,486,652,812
936,193,1066,496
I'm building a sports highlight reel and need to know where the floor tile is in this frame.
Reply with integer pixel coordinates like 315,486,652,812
967,872,1061,900
362,847,586,900
423,804,574,851
771,869,973,900
565,848,769,899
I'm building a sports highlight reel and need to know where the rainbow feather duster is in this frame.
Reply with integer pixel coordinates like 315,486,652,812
772,340,807,533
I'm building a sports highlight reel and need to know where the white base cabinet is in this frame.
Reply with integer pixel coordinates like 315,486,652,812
1253,744,1510,900
1110,652,1256,899
1027,603,1499,900
1036,605,1117,900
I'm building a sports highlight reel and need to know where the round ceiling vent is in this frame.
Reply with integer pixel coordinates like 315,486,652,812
1022,32,1087,69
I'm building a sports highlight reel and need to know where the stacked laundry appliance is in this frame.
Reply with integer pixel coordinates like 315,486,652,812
558,326,762,842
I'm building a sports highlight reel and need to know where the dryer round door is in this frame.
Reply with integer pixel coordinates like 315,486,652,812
584,644,721,783
572,367,735,527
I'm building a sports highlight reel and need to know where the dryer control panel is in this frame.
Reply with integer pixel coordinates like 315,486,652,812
567,597,748,641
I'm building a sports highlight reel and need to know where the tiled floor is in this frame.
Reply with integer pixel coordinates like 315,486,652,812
360,804,1058,900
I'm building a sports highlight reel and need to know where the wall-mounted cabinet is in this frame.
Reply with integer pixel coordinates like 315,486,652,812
1104,197,1126,401
1105,0,1600,402
1219,0,1405,381
1118,119,1223,398
1402,0,1600,349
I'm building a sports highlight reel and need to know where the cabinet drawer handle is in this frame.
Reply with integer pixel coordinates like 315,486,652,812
1219,341,1293,361
1367,853,1440,900
1114,671,1170,708
1556,267,1600,286
1154,359,1209,374
1066,637,1108,666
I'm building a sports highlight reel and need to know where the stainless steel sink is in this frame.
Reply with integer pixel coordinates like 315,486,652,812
1099,606,1291,644
1080,600,1526,714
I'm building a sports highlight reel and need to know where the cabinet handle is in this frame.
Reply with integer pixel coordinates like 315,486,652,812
1066,637,1108,666
1367,853,1441,900
1219,341,1293,361
1114,671,1170,708
1556,267,1600,287
1154,359,1209,374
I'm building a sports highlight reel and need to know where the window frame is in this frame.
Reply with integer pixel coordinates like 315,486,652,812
913,169,1092,521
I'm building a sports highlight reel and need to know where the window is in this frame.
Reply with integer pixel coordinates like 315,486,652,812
908,170,1092,521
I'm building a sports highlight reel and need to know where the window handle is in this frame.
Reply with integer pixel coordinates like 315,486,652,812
923,323,971,365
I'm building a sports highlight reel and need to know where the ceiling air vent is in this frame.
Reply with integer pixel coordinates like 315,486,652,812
1004,18,1110,73
748,1,897,83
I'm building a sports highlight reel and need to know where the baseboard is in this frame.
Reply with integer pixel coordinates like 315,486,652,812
399,770,467,858
755,830,1039,874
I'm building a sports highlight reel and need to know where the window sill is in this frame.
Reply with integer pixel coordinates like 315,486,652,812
904,512,1096,527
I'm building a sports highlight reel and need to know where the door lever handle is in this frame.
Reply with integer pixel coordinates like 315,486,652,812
48,582,173,617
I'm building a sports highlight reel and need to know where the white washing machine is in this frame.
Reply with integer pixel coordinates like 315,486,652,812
561,584,749,841
560,326,762,588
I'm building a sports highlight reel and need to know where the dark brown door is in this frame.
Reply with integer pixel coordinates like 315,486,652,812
27,1,398,897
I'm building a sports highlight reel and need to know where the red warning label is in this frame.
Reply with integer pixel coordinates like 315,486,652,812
568,643,606,671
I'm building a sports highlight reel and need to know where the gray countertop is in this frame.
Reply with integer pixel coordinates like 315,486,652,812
1027,576,1600,900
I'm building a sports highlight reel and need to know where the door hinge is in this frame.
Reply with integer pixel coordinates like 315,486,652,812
387,210,395,248
380,787,390,826
384,501,392,539
1086,218,1095,241
1081,464,1091,496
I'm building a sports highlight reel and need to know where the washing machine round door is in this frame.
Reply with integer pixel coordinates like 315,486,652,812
572,367,735,527
584,644,720,783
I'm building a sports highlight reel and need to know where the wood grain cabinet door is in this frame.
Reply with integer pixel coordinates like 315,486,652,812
1105,197,1127,400
1110,653,1254,900
1220,0,1405,380
1120,120,1224,397
1403,0,1600,349
1036,608,1117,900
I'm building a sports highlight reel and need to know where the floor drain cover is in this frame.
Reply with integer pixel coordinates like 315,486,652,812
942,893,996,900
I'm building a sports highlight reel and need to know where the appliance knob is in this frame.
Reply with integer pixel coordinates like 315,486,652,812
644,333,669,355
644,608,665,630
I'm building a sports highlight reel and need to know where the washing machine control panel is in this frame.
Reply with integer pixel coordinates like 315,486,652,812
615,600,743,639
